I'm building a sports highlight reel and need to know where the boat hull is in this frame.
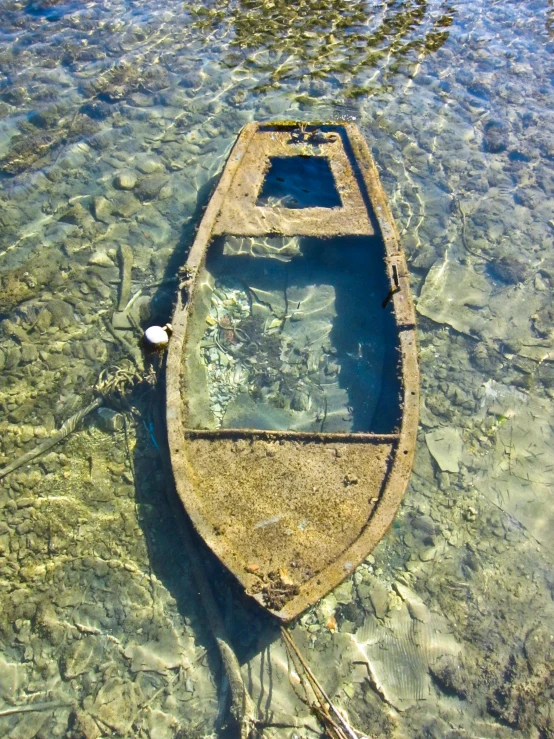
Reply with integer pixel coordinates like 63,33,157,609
166,122,419,621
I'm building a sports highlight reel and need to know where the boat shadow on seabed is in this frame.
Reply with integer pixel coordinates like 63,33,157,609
125,178,308,738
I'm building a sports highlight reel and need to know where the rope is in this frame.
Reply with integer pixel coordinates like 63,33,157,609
281,626,369,739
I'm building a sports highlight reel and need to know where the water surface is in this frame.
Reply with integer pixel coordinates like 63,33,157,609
0,0,553,737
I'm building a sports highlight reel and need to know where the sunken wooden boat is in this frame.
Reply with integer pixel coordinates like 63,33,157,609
166,122,418,621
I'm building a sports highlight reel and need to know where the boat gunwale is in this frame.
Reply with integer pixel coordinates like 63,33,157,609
166,121,419,622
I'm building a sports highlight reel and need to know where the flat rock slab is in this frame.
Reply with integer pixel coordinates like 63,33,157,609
91,677,141,734
425,427,463,473
474,385,554,551
418,258,553,362
417,259,490,337
346,584,461,711
0,656,25,701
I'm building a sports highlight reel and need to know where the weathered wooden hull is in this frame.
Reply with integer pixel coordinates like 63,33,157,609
166,122,418,621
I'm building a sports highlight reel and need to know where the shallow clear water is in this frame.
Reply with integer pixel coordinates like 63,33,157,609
186,235,400,433
0,0,553,737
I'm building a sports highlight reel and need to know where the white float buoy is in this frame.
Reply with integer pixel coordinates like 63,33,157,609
144,323,172,350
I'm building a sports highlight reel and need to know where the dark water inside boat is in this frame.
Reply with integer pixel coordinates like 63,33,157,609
257,155,342,209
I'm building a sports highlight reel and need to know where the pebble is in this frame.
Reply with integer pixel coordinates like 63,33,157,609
134,156,163,174
344,473,359,486
112,311,133,330
368,581,388,619
534,274,547,291
464,506,478,522
20,344,39,363
425,427,463,473
88,250,116,268
135,175,168,201
71,711,102,739
419,547,436,562
111,192,140,218
97,408,124,433
412,515,436,536
334,580,353,605
90,678,139,734
61,636,97,679
46,300,74,329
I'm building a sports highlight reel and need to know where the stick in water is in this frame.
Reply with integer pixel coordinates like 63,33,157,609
0,398,102,480
0,702,73,718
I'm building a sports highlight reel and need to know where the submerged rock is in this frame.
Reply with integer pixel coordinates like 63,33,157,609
334,580,353,605
70,710,102,739
425,427,463,473
135,175,168,202
368,581,389,619
81,100,111,120
0,656,25,701
111,192,140,218
291,390,310,411
412,514,436,538
429,654,469,699
148,710,177,739
8,711,49,738
222,393,294,430
349,584,461,711
92,196,113,224
88,250,115,268
46,299,74,329
488,255,529,284
124,630,184,674
61,636,99,679
60,202,94,228
114,171,137,190
483,120,508,153
97,408,124,433
90,678,140,734
134,155,163,174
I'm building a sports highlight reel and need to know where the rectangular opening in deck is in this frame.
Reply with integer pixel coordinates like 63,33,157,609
256,156,342,209
184,235,402,435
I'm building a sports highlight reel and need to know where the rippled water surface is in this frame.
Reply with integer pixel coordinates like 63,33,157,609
0,0,553,737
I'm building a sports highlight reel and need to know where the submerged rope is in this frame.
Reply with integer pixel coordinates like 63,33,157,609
281,626,368,739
